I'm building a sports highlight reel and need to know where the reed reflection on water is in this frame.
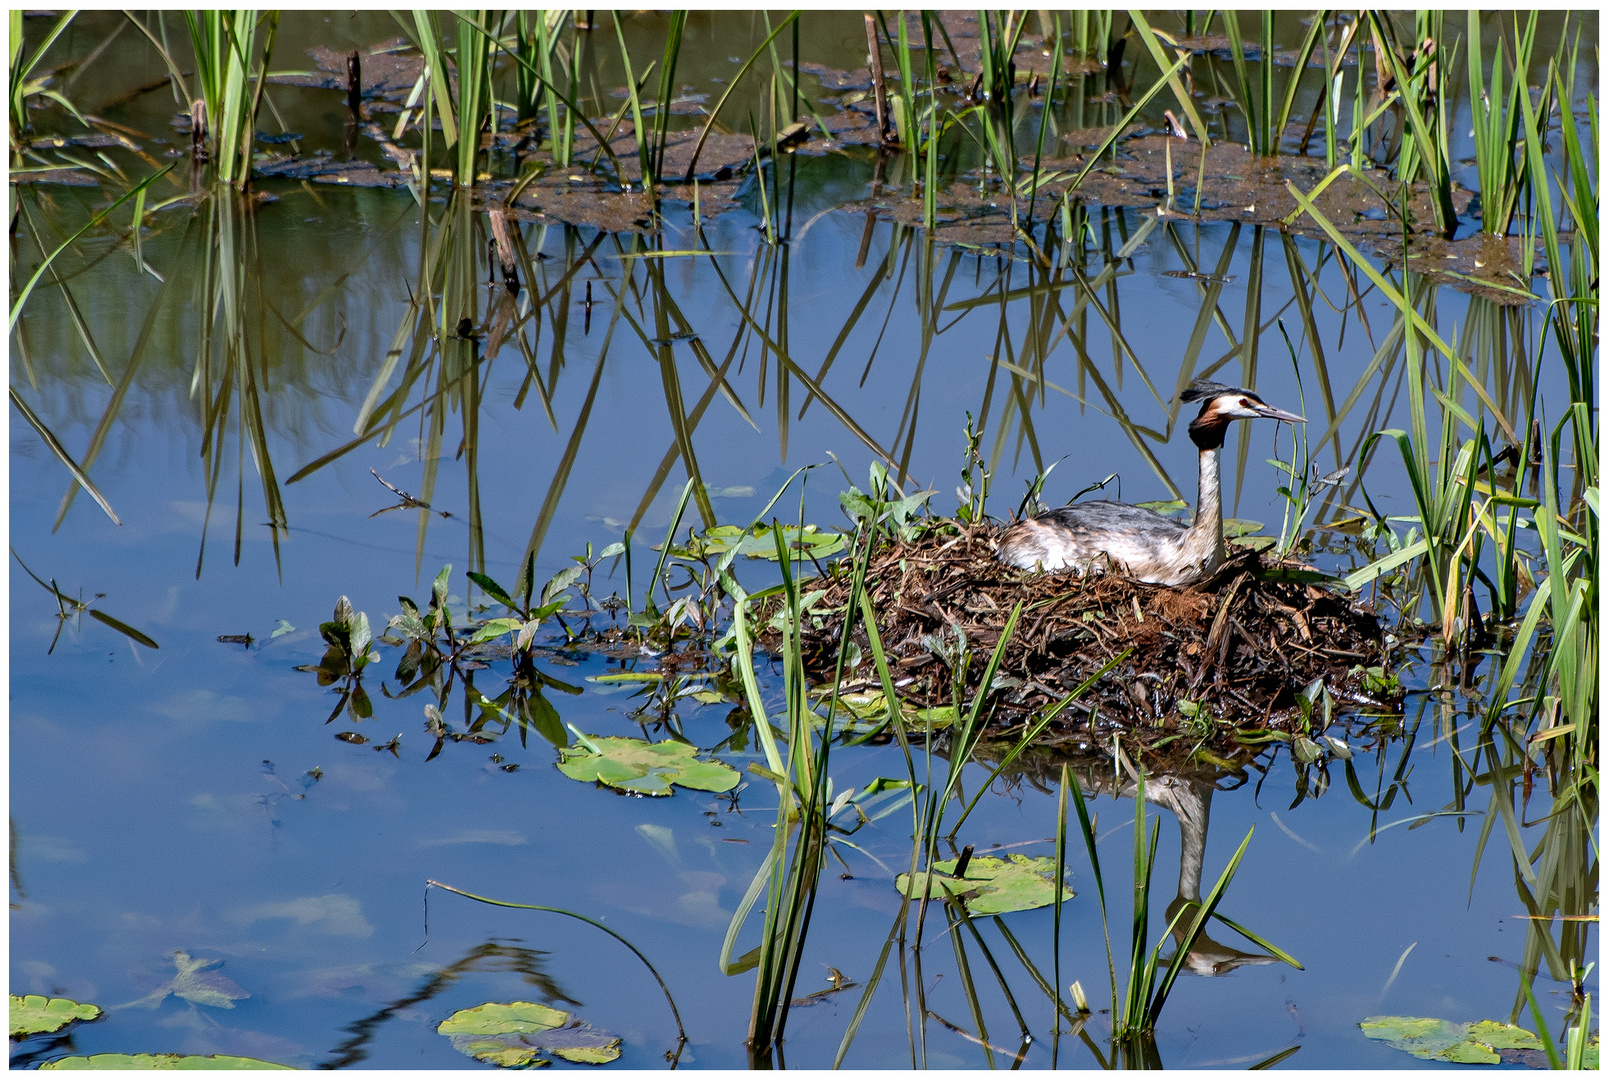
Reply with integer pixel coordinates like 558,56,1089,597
8,8,1596,1070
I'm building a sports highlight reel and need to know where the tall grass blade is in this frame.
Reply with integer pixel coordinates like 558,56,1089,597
1127,13,1209,144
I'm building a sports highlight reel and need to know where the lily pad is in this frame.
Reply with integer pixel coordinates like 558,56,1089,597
683,524,845,562
11,995,101,1037
896,854,1074,915
39,1053,291,1069
816,689,956,733
438,1002,621,1067
556,736,740,795
1358,1015,1593,1066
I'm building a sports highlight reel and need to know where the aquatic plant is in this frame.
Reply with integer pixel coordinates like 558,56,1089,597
182,11,280,186
10,12,1597,1070
1069,770,1298,1041
1217,11,1326,158
1465,12,1541,237
8,10,83,159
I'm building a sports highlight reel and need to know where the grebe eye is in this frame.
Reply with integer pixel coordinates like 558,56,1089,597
1238,398,1250,408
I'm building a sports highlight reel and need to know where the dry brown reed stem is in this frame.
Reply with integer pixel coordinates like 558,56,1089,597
864,14,890,146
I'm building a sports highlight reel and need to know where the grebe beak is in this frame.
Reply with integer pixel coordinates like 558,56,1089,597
1253,403,1305,424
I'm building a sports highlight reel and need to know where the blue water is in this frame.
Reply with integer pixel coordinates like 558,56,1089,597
10,10,1595,1070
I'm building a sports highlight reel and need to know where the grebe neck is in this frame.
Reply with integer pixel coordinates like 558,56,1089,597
1181,413,1228,573
1184,443,1224,572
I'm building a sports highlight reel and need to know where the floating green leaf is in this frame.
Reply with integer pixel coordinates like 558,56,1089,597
438,1002,621,1067
10,995,101,1037
40,1053,291,1069
1359,1015,1593,1066
817,689,955,733
896,854,1074,915
556,736,740,795
681,524,844,562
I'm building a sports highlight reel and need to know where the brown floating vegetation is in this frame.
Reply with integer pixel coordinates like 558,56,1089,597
770,521,1399,745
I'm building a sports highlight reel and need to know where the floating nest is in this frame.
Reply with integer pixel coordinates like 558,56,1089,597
772,521,1400,748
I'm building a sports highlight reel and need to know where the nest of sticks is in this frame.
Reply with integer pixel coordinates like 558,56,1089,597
775,521,1399,746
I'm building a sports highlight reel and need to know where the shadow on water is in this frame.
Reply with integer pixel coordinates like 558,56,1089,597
318,939,580,1069
8,8,1596,1071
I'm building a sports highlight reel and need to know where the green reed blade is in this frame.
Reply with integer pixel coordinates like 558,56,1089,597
1284,177,1517,443
1127,12,1209,144
943,905,995,1067
1053,764,1069,1039
681,11,799,182
950,649,1128,834
1272,9,1326,154
457,14,625,182
1365,13,1454,233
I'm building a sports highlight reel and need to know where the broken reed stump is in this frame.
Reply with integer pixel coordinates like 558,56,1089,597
767,521,1400,749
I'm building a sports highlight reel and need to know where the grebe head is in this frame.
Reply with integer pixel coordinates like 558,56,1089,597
1180,380,1305,424
1180,380,1303,450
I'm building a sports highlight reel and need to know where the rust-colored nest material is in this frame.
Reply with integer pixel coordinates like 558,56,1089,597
776,522,1398,745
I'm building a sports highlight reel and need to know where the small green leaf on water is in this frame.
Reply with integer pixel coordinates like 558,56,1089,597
1221,518,1265,537
540,565,585,605
467,571,517,609
439,1001,571,1035
1359,1015,1553,1064
685,523,844,561
817,689,954,731
1135,499,1188,515
10,995,100,1037
586,672,663,684
39,1053,291,1069
438,1002,621,1068
556,736,740,796
1464,1020,1548,1051
450,1039,548,1069
468,618,523,645
896,854,1074,915
270,620,295,639
1319,735,1353,759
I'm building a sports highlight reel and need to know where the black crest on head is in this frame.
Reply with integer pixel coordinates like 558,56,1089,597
1179,379,1260,405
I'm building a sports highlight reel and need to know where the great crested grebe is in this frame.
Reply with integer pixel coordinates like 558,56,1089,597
995,380,1304,586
